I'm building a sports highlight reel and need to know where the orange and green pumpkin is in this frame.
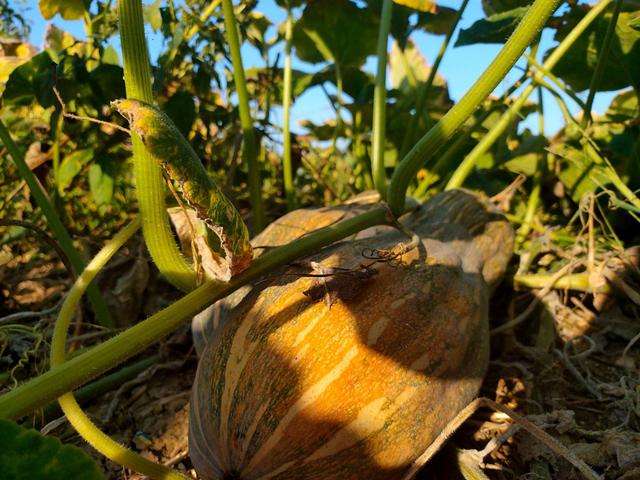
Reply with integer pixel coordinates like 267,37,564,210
190,189,514,479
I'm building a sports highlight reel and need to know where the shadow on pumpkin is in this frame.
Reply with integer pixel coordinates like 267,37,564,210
190,190,514,479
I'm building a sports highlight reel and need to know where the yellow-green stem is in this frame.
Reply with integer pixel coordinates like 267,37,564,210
282,7,296,210
517,86,544,240
515,272,610,293
388,0,561,216
118,0,196,291
582,0,623,127
50,217,189,480
221,0,265,231
399,0,471,160
445,0,612,191
371,0,393,197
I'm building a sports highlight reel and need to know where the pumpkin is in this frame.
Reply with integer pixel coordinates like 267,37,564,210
191,191,381,354
189,189,514,479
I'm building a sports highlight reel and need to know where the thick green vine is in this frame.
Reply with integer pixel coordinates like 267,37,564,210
118,0,197,291
387,0,562,216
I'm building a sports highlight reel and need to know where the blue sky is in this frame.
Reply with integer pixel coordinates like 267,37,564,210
21,0,618,136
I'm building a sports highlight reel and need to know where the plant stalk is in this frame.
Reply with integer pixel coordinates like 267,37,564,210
399,0,471,159
388,0,561,216
221,0,265,231
582,0,623,127
282,7,296,211
50,217,189,480
445,0,612,191
0,119,113,328
371,0,393,197
118,0,196,291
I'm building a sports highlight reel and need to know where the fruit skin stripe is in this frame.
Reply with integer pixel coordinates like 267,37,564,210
113,98,253,280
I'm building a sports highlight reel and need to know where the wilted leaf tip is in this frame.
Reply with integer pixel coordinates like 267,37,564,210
111,98,157,140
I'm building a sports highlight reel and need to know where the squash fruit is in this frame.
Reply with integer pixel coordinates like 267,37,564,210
190,189,514,479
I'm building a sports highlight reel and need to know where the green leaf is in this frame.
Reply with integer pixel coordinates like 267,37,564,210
163,91,196,137
245,11,272,53
245,66,314,105
481,0,533,15
388,38,450,108
550,143,611,202
389,38,446,90
0,40,37,95
274,0,306,7
57,148,94,193
605,89,638,120
299,65,374,102
43,24,77,63
502,135,546,176
0,419,105,480
101,45,120,66
455,7,529,46
89,64,126,103
550,8,640,92
38,0,87,20
143,0,162,32
292,0,379,66
1,52,55,107
417,7,460,35
89,158,115,205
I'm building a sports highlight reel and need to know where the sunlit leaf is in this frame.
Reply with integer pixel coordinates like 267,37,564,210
2,51,55,107
101,45,120,66
143,0,162,32
393,0,437,13
550,143,611,202
502,135,546,176
57,148,94,193
244,11,272,53
388,39,449,104
0,419,105,480
605,89,638,121
89,158,115,205
0,39,37,94
43,24,77,63
39,0,87,20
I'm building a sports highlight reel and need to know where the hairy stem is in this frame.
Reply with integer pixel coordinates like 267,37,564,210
445,0,612,190
118,0,196,291
371,0,393,197
399,0,471,160
582,0,623,127
282,7,296,210
388,0,561,216
221,0,265,231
